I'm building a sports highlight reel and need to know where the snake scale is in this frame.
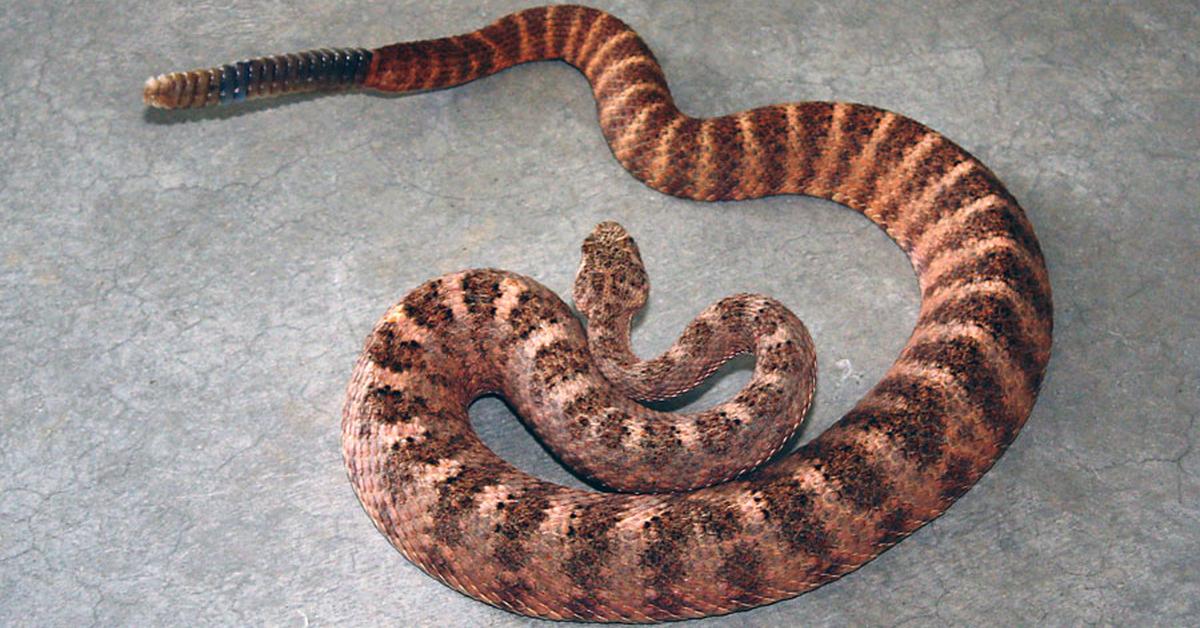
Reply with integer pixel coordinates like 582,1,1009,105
144,4,1053,622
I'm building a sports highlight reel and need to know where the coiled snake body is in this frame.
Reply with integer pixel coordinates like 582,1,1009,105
145,5,1053,622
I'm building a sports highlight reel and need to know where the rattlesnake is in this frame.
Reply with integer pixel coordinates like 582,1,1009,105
144,5,1053,622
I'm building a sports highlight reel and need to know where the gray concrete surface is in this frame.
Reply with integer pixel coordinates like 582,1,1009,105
2,1,1196,625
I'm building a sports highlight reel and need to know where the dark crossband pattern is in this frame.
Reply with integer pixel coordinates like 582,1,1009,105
146,4,1052,623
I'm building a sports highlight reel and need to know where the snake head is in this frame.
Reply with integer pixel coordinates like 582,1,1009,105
573,221,650,319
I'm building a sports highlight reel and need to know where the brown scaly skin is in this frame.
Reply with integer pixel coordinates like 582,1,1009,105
145,4,1053,623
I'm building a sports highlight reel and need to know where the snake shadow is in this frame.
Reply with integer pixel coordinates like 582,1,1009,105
140,89,420,125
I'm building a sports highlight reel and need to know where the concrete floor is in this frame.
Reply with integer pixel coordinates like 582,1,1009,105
2,1,1196,625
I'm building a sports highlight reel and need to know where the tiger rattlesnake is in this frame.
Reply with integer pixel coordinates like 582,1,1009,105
144,4,1053,622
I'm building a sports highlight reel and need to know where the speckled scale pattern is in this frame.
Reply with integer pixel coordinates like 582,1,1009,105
145,4,1053,623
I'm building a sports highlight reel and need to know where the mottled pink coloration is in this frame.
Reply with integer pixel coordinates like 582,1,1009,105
145,4,1053,623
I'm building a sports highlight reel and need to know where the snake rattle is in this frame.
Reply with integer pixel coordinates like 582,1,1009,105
145,5,1052,622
